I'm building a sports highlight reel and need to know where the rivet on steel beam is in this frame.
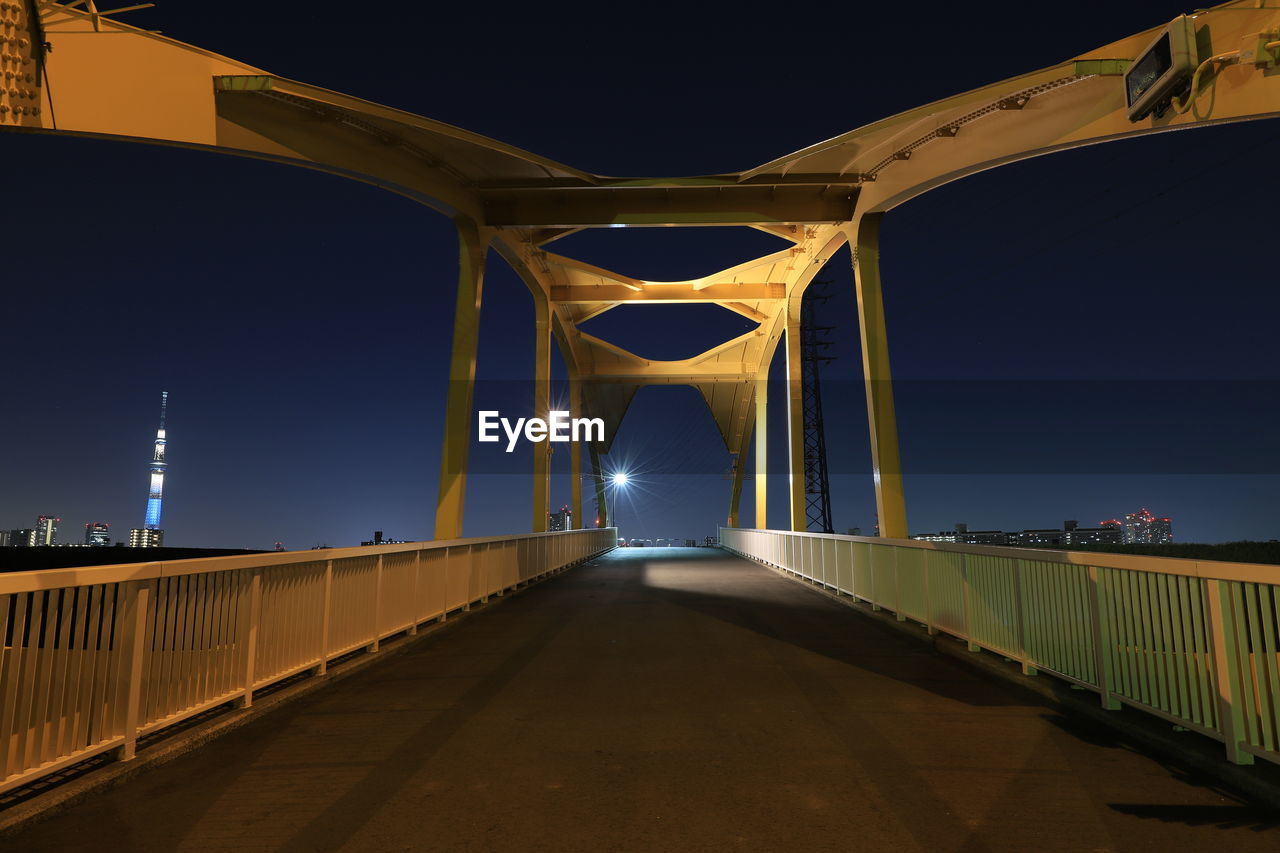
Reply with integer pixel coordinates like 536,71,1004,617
892,151,911,160
937,125,958,137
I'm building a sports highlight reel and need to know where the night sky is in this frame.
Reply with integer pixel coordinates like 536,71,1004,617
2,1,1277,549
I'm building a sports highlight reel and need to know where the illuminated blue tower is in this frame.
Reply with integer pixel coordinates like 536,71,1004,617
145,391,168,529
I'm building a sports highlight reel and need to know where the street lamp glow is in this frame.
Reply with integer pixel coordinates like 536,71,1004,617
611,472,629,486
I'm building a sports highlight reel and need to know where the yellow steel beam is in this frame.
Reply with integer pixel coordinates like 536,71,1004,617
745,4,1280,214
569,375,584,529
479,185,856,227
588,443,607,528
13,2,1278,230
849,214,907,539
532,292,552,533
754,378,768,530
783,303,806,531
550,282,785,303
434,218,490,541
726,445,745,527
726,383,757,528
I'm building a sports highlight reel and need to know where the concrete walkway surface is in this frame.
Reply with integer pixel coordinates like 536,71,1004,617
8,548,1278,851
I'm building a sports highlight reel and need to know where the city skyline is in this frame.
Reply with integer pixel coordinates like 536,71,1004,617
912,507,1176,547
1,2,1278,548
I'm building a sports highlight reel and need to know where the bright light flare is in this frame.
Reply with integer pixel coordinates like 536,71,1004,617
611,472,629,486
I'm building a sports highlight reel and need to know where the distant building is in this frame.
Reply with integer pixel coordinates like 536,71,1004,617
129,528,164,548
549,506,572,532
1066,520,1123,546
1123,508,1173,544
913,519,1124,547
6,529,34,547
912,524,1008,545
911,531,958,543
34,515,59,546
1015,529,1066,546
361,530,408,546
84,522,111,547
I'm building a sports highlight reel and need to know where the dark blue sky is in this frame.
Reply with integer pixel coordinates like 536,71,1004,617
2,1,1277,547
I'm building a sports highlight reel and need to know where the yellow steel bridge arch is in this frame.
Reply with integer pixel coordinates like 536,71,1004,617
4,1,1278,538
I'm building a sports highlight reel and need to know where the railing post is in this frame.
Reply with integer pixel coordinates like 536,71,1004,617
236,568,262,709
496,541,506,596
369,554,384,652
1011,559,1036,675
893,546,906,622
923,550,938,636
439,547,450,622
463,545,473,611
848,540,860,600
1207,578,1255,764
113,580,151,761
961,553,980,652
869,543,880,611
1086,565,1120,709
408,550,421,635
317,560,333,676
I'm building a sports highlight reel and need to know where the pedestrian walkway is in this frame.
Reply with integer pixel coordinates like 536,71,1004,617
8,548,1276,851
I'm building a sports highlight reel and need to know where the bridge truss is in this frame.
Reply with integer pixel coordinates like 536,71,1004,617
3,1,1279,538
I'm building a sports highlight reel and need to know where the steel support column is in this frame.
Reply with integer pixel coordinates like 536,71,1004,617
726,396,753,528
434,218,489,541
569,374,583,529
754,378,768,530
532,292,552,532
588,443,608,528
850,213,907,538
784,304,806,531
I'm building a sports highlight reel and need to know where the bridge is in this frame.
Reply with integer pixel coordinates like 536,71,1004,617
3,0,1280,844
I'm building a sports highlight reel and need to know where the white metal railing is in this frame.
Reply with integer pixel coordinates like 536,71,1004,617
0,527,615,794
721,527,1280,768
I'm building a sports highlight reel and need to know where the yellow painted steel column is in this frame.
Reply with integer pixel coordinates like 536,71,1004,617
588,443,608,528
784,304,806,531
851,213,908,538
726,458,743,527
726,404,752,528
532,293,552,532
569,374,583,529
754,378,768,530
434,218,489,541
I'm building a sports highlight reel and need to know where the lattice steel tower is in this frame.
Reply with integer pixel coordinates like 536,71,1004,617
800,284,834,533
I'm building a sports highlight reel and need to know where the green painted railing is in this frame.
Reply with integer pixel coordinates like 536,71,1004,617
721,527,1280,767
